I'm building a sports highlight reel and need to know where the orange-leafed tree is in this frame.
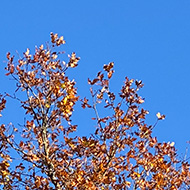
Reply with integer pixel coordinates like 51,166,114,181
0,33,190,190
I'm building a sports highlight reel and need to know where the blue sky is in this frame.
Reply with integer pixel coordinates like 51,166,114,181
0,1,190,156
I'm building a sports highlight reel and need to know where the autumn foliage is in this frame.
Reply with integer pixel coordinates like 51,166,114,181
0,33,190,189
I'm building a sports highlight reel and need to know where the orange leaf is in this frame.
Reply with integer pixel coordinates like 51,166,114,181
156,112,165,120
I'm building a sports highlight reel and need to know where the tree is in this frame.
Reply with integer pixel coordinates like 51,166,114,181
0,33,190,190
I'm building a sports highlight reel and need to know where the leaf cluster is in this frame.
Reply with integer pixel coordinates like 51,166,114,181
0,33,189,190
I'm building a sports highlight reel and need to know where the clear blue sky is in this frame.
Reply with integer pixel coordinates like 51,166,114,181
0,1,190,155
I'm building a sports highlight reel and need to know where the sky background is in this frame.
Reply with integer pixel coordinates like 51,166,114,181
0,1,190,157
